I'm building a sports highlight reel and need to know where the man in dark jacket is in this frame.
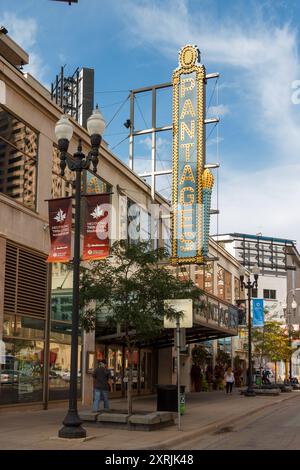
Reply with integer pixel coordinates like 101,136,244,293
92,359,112,412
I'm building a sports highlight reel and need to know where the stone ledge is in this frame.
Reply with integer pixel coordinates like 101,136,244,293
128,413,161,425
81,410,175,431
79,411,98,422
98,413,129,423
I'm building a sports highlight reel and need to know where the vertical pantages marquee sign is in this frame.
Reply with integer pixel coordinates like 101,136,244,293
172,45,214,264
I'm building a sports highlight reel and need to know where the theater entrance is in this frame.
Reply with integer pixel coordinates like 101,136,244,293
95,344,156,398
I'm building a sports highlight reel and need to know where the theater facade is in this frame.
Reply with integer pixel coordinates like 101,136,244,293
0,33,241,409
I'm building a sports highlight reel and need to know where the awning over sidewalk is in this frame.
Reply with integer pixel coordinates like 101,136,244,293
96,292,238,349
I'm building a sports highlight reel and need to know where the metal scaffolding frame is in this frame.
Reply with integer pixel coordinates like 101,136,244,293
128,73,220,200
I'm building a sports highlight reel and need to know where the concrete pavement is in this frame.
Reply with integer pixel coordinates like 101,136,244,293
0,389,299,450
176,392,300,449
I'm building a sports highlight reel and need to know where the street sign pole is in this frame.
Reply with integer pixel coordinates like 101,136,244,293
176,317,181,431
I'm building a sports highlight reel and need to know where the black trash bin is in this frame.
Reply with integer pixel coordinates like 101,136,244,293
157,384,177,412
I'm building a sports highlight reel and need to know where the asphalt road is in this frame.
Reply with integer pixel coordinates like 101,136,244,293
175,394,300,450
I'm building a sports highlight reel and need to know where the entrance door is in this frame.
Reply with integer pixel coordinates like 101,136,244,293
107,346,123,397
140,349,153,394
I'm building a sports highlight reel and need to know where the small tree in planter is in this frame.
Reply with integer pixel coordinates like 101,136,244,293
233,355,243,387
80,240,203,414
214,349,231,390
205,364,214,391
191,345,209,392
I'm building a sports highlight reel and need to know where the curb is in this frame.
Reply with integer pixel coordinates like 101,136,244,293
139,391,300,450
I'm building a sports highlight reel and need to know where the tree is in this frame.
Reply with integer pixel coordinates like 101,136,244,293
80,240,204,414
191,345,210,392
214,349,231,390
252,321,294,382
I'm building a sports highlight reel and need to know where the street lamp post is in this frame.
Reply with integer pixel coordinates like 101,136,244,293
282,288,300,381
239,264,260,397
55,107,105,438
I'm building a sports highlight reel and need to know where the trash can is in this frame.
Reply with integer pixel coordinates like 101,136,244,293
180,385,186,415
157,384,177,412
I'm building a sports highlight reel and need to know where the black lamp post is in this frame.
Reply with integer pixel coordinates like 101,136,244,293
239,264,260,397
55,107,105,438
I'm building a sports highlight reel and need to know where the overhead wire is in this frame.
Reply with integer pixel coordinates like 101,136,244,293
105,94,130,129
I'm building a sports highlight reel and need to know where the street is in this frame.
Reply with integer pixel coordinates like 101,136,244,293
175,394,300,450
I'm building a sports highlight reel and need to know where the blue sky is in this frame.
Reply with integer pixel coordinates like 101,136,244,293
1,0,300,243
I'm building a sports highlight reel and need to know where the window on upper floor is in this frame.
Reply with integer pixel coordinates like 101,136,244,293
234,277,240,301
217,265,225,300
224,269,232,303
263,289,276,300
0,106,38,210
127,198,151,245
195,266,204,290
204,262,214,295
252,288,258,298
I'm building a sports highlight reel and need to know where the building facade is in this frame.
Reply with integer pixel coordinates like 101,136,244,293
213,233,300,379
0,33,241,409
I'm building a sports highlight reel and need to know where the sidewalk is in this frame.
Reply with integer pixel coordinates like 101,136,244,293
0,389,299,450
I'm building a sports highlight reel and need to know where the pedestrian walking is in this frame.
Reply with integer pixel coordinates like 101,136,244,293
224,367,235,394
92,359,112,412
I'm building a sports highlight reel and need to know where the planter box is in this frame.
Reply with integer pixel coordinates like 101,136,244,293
80,410,175,431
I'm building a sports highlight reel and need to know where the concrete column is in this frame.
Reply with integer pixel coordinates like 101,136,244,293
81,330,95,407
158,347,173,384
212,339,218,372
111,188,119,242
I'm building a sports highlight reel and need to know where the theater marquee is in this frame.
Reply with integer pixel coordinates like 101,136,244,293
172,45,214,264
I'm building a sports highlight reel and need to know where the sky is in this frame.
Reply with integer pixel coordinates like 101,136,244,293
1,0,300,244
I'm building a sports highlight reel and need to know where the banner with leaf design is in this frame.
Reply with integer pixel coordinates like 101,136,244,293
82,193,111,260
47,197,72,263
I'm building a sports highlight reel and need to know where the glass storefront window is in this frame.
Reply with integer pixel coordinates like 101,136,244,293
48,342,81,401
3,315,45,340
125,349,138,390
0,339,44,405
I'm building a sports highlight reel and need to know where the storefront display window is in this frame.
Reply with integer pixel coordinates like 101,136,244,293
49,262,81,401
48,341,81,401
0,339,44,405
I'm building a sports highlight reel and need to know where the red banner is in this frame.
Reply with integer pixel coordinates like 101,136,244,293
47,198,72,263
82,193,111,260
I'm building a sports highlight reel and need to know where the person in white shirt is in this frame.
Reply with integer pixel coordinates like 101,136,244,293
224,367,235,394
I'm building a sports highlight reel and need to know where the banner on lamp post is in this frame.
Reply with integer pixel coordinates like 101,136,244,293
82,193,111,260
252,298,264,327
47,197,72,263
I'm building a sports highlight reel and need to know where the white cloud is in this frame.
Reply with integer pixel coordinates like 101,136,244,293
0,12,37,49
207,105,230,117
210,162,300,242
118,0,300,160
0,12,48,84
118,0,300,243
